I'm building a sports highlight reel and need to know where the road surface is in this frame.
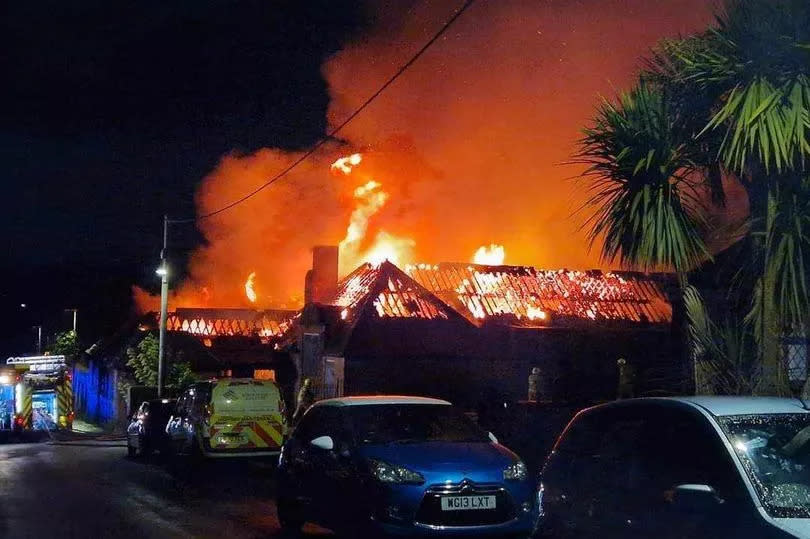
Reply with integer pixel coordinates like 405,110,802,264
0,440,332,539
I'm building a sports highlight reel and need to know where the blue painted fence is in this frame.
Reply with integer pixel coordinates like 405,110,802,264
72,359,119,425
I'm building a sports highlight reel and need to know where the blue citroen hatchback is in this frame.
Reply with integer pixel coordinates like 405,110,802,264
276,396,536,536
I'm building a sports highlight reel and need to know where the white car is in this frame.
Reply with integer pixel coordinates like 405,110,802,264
536,396,810,538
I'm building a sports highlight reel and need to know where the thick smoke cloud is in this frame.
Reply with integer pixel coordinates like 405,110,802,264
136,0,714,311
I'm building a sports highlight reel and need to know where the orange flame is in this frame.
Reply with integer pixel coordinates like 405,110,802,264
334,152,415,271
245,272,257,303
341,179,388,249
473,244,505,265
527,306,547,321
364,231,415,267
331,153,362,174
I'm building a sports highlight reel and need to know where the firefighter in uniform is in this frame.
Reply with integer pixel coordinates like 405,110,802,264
617,357,636,399
292,378,314,425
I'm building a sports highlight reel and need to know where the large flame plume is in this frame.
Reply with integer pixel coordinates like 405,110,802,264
473,244,505,265
133,0,713,313
332,152,415,272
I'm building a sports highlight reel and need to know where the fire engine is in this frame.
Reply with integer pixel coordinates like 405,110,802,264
0,355,73,431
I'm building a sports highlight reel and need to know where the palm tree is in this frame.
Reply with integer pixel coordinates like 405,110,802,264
578,0,810,395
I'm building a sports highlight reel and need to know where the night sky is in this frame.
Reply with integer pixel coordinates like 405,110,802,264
0,1,366,352
0,0,714,355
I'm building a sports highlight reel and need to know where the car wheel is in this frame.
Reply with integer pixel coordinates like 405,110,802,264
277,497,304,536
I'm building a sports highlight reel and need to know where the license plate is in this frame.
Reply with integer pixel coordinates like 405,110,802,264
218,433,245,444
440,495,497,511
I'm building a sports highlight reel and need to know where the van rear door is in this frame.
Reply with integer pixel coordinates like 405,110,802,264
206,380,286,453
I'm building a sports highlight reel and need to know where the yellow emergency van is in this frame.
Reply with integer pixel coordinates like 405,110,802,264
166,379,287,458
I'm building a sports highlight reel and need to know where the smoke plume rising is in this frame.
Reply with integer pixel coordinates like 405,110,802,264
136,0,714,311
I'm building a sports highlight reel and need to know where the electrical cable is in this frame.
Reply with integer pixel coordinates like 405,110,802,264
168,0,477,225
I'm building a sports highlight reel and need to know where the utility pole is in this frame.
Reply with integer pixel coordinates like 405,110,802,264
157,215,169,398
33,325,42,354
65,308,78,334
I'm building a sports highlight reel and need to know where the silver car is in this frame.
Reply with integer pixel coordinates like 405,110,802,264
536,396,810,538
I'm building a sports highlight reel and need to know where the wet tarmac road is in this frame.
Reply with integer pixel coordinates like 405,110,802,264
0,441,332,539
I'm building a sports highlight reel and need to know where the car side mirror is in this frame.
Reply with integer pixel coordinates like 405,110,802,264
488,432,498,444
672,484,723,512
310,435,334,451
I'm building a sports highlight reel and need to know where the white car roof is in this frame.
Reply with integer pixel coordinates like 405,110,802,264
667,396,810,416
314,395,451,407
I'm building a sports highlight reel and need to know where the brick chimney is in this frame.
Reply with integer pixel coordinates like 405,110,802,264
305,245,338,304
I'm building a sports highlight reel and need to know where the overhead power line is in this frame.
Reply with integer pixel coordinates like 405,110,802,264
170,0,477,225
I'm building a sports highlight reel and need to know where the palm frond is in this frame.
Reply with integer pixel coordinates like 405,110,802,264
576,83,709,272
686,285,761,395
669,1,810,174
763,174,810,329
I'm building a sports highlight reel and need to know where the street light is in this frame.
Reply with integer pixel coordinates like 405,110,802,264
156,215,169,398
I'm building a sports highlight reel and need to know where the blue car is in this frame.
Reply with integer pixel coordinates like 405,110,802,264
276,396,536,537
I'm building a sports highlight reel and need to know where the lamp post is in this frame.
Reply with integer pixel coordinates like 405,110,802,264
65,308,78,334
32,325,42,354
157,215,169,398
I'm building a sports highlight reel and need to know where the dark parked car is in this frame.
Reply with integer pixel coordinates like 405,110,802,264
126,398,176,458
276,396,536,537
536,396,810,538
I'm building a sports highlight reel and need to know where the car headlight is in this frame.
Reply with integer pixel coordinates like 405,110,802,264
503,460,528,481
368,459,425,485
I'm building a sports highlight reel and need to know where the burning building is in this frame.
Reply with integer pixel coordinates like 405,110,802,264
119,241,684,417
296,247,684,408
126,147,685,409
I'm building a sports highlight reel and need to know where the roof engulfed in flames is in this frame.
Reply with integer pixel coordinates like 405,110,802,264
329,261,673,327
165,308,298,342
164,261,674,347
406,263,672,325
333,263,455,322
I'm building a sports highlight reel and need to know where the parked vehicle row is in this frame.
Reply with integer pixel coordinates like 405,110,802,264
281,395,810,538
127,377,287,459
129,385,810,538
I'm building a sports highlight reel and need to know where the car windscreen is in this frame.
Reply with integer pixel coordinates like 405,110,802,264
719,413,810,518
347,404,489,444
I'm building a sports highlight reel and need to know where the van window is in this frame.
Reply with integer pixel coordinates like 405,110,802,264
191,383,211,415
211,380,281,416
176,391,193,416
